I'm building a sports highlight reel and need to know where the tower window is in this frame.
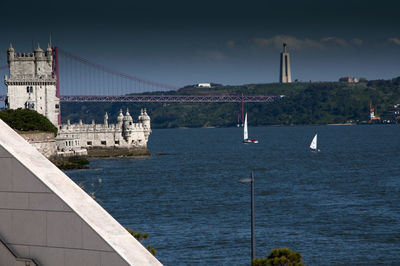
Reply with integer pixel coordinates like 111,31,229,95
101,141,107,145
55,104,60,109
25,102,35,109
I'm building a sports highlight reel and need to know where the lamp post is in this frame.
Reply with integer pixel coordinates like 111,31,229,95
239,171,255,264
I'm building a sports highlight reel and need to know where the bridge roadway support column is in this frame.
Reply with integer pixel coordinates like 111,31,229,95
52,47,61,125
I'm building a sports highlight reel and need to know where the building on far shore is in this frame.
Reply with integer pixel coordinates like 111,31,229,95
197,83,211,88
339,76,359,83
369,101,381,122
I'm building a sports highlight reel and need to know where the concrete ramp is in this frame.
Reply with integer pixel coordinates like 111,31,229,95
0,119,162,266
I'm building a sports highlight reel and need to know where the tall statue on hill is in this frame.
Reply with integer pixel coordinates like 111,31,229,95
279,43,292,83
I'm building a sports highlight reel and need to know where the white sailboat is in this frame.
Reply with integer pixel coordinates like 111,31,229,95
243,113,258,144
309,133,319,151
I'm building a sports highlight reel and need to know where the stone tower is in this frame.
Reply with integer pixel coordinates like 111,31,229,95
279,43,292,83
4,43,60,126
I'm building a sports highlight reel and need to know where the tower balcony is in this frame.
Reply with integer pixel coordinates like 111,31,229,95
5,74,56,86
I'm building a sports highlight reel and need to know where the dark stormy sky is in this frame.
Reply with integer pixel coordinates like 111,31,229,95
1,0,400,88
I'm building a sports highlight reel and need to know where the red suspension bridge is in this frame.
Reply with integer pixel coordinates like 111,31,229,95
0,47,279,103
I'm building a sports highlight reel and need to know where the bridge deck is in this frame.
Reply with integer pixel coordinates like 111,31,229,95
0,95,280,103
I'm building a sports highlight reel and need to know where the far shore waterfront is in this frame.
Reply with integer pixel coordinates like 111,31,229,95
158,122,392,129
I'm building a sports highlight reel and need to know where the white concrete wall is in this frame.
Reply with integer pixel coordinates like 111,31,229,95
0,119,162,266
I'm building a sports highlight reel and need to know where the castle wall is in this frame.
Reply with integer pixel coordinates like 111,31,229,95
10,57,35,78
58,122,148,149
57,109,151,150
20,132,57,158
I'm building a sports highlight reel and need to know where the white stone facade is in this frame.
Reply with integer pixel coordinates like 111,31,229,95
4,44,60,127
57,108,151,149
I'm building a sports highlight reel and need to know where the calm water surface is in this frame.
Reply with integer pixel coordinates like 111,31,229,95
66,125,400,265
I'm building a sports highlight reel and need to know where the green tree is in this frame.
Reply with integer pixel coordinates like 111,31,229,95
0,108,57,135
252,248,305,266
126,227,157,256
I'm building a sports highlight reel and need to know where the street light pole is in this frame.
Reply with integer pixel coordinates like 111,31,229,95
239,171,255,264
250,171,255,263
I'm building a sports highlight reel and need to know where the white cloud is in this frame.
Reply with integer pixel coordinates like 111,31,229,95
321,37,349,46
252,35,364,50
253,35,322,50
388,38,400,45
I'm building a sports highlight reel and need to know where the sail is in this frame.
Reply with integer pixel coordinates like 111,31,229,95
244,113,248,140
310,134,317,150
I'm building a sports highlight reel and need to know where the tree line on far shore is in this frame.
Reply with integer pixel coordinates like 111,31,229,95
60,77,400,128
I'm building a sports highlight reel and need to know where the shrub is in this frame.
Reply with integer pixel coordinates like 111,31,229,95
0,108,57,135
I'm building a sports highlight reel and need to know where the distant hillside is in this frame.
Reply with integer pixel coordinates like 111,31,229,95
61,78,400,128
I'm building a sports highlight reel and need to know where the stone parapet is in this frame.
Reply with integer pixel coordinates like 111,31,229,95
5,74,56,85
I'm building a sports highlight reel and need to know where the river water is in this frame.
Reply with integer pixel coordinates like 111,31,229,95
66,125,400,265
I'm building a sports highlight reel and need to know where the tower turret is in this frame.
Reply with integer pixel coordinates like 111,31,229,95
140,108,151,141
34,43,44,59
117,109,124,128
122,108,133,140
7,43,14,65
104,112,109,127
141,108,151,128
123,108,133,124
46,44,52,62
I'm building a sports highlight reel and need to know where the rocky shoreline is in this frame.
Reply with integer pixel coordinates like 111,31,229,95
52,148,151,170
50,156,90,170
86,147,151,158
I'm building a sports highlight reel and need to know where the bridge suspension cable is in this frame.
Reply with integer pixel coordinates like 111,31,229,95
57,48,177,95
